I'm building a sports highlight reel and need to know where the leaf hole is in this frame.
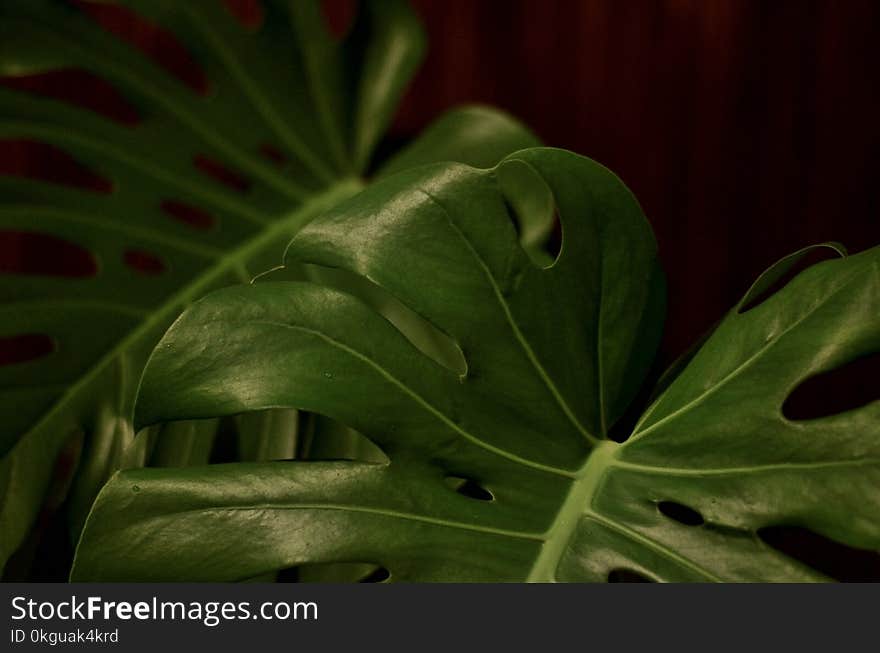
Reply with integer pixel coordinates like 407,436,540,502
0,140,113,193
0,334,55,366
657,500,704,526
160,200,216,231
738,245,844,314
296,413,389,464
758,526,880,582
322,0,358,41
607,568,654,583
365,132,410,177
0,69,141,126
496,158,561,268
545,219,563,266
2,498,75,582
303,265,468,378
123,249,166,275
279,562,385,583
223,0,265,31
274,566,299,582
231,409,299,462
193,154,252,193
208,416,241,465
74,1,211,96
259,143,289,167
0,231,98,277
359,566,391,583
782,352,880,420
444,475,494,501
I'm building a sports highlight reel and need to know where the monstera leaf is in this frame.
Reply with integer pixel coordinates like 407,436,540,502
72,146,880,581
0,0,541,573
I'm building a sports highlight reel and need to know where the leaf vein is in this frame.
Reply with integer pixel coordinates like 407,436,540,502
628,267,865,443
417,188,598,446
252,318,576,478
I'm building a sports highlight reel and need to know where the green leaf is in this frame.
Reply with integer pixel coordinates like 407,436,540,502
0,0,540,572
74,147,880,582
73,147,661,580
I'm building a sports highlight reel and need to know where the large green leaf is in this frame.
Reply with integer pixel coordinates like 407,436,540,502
73,147,880,582
0,0,540,573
